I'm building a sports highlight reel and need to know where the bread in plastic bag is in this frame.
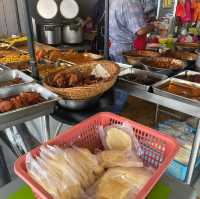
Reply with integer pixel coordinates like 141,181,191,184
39,146,84,198
99,123,143,156
96,167,153,199
36,156,72,199
73,146,104,176
65,148,93,189
97,150,143,169
26,153,64,199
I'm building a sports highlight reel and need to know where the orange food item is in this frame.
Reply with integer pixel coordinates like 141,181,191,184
0,100,14,112
167,83,200,98
0,92,44,113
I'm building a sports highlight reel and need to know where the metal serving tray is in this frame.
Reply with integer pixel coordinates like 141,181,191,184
153,78,200,106
0,83,58,126
117,62,132,73
139,62,186,77
119,68,167,91
174,70,200,84
0,64,9,71
140,57,187,77
58,52,103,65
0,70,34,87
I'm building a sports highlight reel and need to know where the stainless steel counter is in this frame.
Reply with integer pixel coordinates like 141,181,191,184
117,80,200,185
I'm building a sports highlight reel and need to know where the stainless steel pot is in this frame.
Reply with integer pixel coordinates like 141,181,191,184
58,95,100,110
38,24,61,45
62,22,83,44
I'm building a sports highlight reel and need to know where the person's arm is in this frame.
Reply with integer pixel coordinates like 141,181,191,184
137,21,159,35
124,0,158,36
136,24,154,35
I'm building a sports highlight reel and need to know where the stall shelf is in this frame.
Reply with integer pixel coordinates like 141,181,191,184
117,80,200,185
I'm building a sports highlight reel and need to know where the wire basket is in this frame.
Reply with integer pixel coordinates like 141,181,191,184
43,61,120,100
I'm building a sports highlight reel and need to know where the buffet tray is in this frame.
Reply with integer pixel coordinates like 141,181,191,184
123,50,160,65
0,83,58,125
174,70,200,85
59,52,103,65
140,58,186,77
0,69,34,87
119,68,167,91
0,64,9,71
153,78,200,106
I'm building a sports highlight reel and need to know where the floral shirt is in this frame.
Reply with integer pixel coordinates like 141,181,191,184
109,0,155,62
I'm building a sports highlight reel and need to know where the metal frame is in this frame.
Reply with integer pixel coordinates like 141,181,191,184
104,0,109,59
117,80,200,185
22,0,39,80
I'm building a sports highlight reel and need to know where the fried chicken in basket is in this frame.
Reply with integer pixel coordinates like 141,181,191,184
50,71,104,88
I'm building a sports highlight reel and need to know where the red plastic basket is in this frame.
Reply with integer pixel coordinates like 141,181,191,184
14,112,179,199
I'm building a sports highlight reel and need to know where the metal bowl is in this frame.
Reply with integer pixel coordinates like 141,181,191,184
58,95,101,110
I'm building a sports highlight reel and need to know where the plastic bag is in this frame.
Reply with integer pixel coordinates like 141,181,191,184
95,167,153,199
26,153,62,199
26,146,89,199
72,146,104,176
99,122,143,156
97,150,143,169
40,146,85,198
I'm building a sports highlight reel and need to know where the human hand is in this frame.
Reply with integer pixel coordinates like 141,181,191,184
151,21,160,29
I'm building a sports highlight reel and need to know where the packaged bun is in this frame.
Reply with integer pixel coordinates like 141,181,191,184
97,150,143,168
68,148,96,186
65,148,92,189
96,167,153,199
73,147,104,176
99,123,143,155
38,147,83,199
106,127,133,150
26,153,63,199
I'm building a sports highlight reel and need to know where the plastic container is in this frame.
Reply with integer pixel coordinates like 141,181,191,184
167,158,200,182
14,112,179,199
112,88,128,114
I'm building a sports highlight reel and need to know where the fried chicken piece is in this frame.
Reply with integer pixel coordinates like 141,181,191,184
0,100,14,113
20,92,42,105
10,96,26,109
68,73,79,87
52,71,68,88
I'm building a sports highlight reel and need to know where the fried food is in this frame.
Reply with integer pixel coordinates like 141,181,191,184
142,57,184,70
0,100,14,112
0,92,44,113
48,50,62,62
50,71,103,88
0,77,24,87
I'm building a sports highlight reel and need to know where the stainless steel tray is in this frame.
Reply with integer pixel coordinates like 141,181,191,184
0,70,34,87
117,62,132,73
58,52,103,65
174,70,200,85
153,78,200,106
140,57,187,76
0,64,9,71
0,83,58,125
119,68,167,91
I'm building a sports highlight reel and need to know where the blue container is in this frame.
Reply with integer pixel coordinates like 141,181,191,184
167,158,200,182
112,88,128,114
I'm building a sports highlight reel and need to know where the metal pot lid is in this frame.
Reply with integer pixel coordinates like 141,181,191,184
37,0,58,19
60,0,79,20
